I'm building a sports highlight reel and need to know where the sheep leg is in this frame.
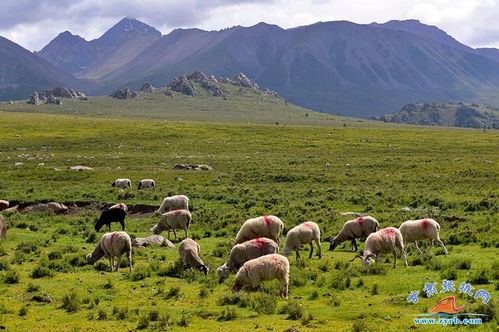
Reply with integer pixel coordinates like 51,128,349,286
108,223,111,232
315,239,322,259
351,239,358,252
119,220,125,231
167,230,171,240
436,239,448,256
115,256,122,272
402,248,408,267
309,242,314,259
128,251,133,272
108,256,114,271
296,250,301,260
414,241,424,255
392,251,397,268
424,240,433,255
184,229,188,239
173,229,178,239
280,280,289,299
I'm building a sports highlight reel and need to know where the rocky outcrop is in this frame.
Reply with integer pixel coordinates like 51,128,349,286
139,82,154,92
173,164,213,171
110,87,138,99
231,72,258,89
27,92,42,105
168,75,197,96
187,71,226,97
27,86,86,105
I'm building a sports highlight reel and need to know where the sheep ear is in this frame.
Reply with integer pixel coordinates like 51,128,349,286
350,254,362,262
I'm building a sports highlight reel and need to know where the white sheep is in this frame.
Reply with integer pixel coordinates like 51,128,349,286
217,237,279,283
179,238,208,275
351,227,408,268
151,209,191,240
158,195,189,213
112,178,131,188
109,203,128,213
232,254,290,298
283,221,322,259
329,216,379,252
399,218,448,256
86,231,133,272
138,179,155,189
235,215,284,245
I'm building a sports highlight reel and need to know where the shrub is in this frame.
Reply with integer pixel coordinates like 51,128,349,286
157,314,170,329
370,283,379,296
308,290,319,300
18,306,28,317
30,265,54,278
362,264,387,275
251,293,276,314
112,306,128,320
3,270,20,284
26,282,40,292
157,260,183,278
468,302,495,323
440,267,458,280
137,314,150,329
302,312,314,325
67,255,87,267
279,301,304,320
217,308,238,321
164,286,181,300
218,293,250,308
199,287,209,298
62,289,80,313
351,320,369,332
97,309,108,320
0,260,10,271
177,312,190,327
330,271,349,290
128,266,150,281
470,268,491,285
47,250,63,260
94,261,108,271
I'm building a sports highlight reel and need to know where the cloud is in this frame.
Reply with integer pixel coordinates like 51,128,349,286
0,0,498,51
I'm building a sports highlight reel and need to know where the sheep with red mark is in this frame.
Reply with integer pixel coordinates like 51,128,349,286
235,215,284,245
329,216,379,252
138,179,155,189
86,231,133,272
112,178,132,188
217,237,279,283
179,238,208,275
399,218,448,256
283,221,322,259
109,203,128,213
351,227,408,268
151,209,191,240
158,195,189,213
232,254,290,298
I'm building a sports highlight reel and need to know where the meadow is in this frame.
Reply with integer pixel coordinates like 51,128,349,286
0,111,497,331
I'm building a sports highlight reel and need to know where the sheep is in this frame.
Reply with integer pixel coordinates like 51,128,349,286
109,203,128,213
232,254,290,298
0,200,9,211
86,231,132,272
399,218,448,256
0,215,6,239
329,216,379,252
111,178,131,188
138,179,155,189
283,221,322,259
351,227,408,268
95,208,126,232
151,209,191,240
178,238,208,275
158,195,189,213
217,237,279,283
235,215,284,245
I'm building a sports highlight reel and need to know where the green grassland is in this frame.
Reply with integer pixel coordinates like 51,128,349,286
0,111,497,331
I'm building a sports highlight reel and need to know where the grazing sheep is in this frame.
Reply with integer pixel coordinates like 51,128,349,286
351,227,408,268
283,221,322,259
86,231,132,272
235,215,284,245
232,254,290,298
399,218,448,256
217,237,279,283
138,179,155,189
111,178,131,188
132,235,175,248
109,203,128,213
151,209,191,240
329,216,379,252
179,238,208,275
158,195,189,213
0,200,9,211
0,215,6,239
95,208,126,232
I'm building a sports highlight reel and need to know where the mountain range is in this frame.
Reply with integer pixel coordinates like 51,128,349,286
2,17,499,118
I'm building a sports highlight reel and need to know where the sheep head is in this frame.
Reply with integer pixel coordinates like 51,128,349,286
217,265,230,283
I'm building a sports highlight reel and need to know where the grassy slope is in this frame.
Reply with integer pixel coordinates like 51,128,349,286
0,112,497,331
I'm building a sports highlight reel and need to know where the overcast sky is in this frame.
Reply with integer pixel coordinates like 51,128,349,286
1,0,498,51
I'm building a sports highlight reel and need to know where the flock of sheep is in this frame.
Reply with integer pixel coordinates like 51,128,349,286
84,178,449,299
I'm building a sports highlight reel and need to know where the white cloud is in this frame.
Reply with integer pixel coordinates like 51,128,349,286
0,0,498,51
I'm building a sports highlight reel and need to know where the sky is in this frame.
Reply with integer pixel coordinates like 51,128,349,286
1,0,498,51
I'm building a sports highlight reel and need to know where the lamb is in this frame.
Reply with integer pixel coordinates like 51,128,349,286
399,218,448,256
0,200,9,211
329,216,380,252
151,209,191,240
0,215,6,239
158,195,189,213
138,179,155,189
283,221,322,259
217,237,279,283
95,208,126,232
351,227,408,268
86,231,132,272
235,215,284,245
178,238,208,275
232,254,290,298
111,178,131,188
109,203,128,213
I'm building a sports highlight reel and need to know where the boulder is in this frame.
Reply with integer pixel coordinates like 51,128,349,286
27,92,42,105
139,82,155,92
70,165,93,171
231,72,259,89
110,87,138,99
46,95,62,105
168,75,197,96
132,235,174,248
0,200,9,211
24,202,67,214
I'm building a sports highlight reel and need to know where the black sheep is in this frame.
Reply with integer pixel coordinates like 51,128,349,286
95,208,126,232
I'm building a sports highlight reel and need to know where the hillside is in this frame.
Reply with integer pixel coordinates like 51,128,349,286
374,102,499,128
0,36,95,101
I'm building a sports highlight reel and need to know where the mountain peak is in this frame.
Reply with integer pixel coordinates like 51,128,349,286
104,17,162,38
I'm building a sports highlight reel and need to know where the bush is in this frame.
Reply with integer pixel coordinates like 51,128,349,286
67,255,87,267
94,261,108,271
199,287,209,298
157,260,183,278
351,320,369,332
177,312,190,327
47,250,63,260
112,306,128,320
164,286,181,300
62,289,80,313
3,270,20,284
470,268,491,285
137,314,150,329
330,271,349,290
468,302,495,323
128,267,150,281
440,267,458,280
0,260,10,271
18,306,28,317
279,301,304,320
370,283,379,296
251,293,276,314
26,282,40,292
157,314,170,329
30,265,54,278
217,308,238,321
